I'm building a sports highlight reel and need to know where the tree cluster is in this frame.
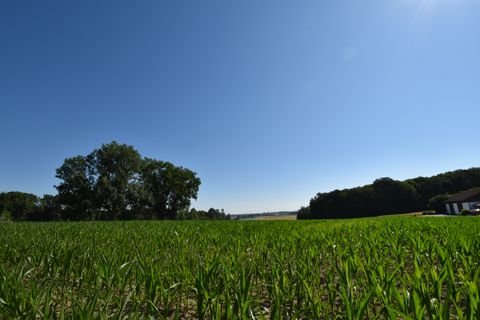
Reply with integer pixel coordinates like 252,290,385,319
55,141,201,220
0,191,230,221
187,208,231,220
0,192,62,221
1,141,225,221
298,167,480,219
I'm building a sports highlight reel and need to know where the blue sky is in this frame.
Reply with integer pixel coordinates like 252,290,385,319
1,1,479,214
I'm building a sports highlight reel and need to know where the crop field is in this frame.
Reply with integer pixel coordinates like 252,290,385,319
1,218,480,319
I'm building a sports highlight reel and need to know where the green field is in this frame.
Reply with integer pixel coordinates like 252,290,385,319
1,217,480,319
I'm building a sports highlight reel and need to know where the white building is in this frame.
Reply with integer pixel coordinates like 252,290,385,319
444,188,480,214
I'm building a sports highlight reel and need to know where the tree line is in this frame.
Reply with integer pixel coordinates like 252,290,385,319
298,167,480,219
0,141,230,221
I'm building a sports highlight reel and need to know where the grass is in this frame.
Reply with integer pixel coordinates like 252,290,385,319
1,217,480,319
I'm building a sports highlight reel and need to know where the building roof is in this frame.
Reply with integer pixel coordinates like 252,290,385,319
445,188,480,203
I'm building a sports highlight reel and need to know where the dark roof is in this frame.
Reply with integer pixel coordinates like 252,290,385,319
445,188,480,203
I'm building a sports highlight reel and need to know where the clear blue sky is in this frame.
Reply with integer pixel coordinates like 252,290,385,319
1,1,479,214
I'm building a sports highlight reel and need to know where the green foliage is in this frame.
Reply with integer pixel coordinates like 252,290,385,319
185,208,230,220
302,167,480,219
0,192,39,221
55,155,95,219
55,141,201,220
461,209,472,216
428,194,450,214
38,194,61,221
90,141,143,220
296,206,310,219
140,158,201,219
0,193,64,222
2,218,480,318
0,209,12,221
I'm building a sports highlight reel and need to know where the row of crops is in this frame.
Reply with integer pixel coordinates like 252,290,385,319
1,217,480,319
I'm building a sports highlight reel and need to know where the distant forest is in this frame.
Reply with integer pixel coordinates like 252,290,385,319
298,167,480,219
0,141,229,221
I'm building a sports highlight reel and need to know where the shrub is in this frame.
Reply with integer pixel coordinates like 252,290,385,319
297,206,311,219
428,194,450,214
461,209,472,216
0,210,12,221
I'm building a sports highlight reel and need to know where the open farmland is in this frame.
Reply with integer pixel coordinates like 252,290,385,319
2,218,480,319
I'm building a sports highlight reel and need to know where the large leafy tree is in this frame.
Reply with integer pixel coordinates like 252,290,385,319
55,141,200,220
89,142,142,219
140,158,200,219
55,155,95,219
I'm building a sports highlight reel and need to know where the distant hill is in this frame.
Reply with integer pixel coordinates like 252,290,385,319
299,167,480,219
232,211,296,220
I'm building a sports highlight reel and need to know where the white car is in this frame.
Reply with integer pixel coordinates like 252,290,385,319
472,204,480,215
